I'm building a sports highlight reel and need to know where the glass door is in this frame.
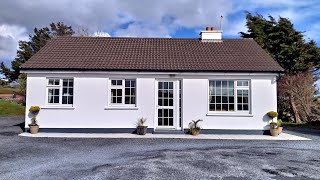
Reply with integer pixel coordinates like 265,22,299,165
157,81,175,128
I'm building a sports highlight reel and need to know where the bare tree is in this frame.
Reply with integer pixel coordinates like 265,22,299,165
77,26,90,37
278,72,320,123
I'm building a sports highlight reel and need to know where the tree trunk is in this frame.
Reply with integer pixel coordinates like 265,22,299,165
290,94,301,123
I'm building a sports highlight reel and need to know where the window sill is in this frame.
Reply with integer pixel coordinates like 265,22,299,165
41,106,75,110
206,113,253,117
104,107,139,110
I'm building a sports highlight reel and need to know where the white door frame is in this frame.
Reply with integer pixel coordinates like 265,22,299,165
155,79,180,130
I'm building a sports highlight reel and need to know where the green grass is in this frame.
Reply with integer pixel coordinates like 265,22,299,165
0,86,19,94
0,100,25,116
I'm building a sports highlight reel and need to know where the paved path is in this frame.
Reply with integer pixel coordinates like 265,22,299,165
20,132,310,140
1,116,320,180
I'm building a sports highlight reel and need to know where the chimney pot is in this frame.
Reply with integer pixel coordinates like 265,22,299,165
206,27,210,31
211,27,216,31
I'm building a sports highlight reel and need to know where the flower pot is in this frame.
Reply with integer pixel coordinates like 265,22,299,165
137,126,148,135
270,128,279,137
278,127,283,135
29,124,39,134
191,129,200,136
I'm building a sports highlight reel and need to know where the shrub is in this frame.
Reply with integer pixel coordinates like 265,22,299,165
189,119,203,131
29,106,40,114
31,117,37,125
277,119,282,127
267,111,278,118
137,118,147,127
269,122,278,129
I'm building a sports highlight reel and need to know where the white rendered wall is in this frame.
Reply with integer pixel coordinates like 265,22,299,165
25,72,277,130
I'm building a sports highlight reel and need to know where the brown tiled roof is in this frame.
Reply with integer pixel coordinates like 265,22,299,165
21,37,283,72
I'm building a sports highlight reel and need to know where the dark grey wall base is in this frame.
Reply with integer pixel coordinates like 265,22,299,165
25,128,270,135
25,128,154,134
184,129,270,135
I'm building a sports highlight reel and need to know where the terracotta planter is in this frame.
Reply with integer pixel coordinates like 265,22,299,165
191,129,200,136
278,127,283,135
29,124,39,134
270,128,279,137
137,126,148,135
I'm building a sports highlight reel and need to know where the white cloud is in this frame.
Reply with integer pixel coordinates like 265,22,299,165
0,24,28,64
93,31,111,37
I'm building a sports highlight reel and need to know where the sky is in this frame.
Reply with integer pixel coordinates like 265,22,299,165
0,0,320,71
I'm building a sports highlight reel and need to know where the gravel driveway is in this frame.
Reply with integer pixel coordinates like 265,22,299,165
0,116,320,180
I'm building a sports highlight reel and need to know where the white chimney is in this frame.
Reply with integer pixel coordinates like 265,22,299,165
200,27,222,42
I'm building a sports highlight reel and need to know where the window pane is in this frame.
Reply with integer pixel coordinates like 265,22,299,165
117,97,122,103
243,104,249,111
229,104,235,111
222,81,228,88
243,97,249,103
68,88,73,95
131,80,136,87
238,104,242,110
159,82,163,89
68,96,73,104
222,104,228,111
210,96,215,103
243,81,249,86
237,81,242,86
125,80,130,87
116,89,122,96
216,96,221,103
229,96,234,103
54,96,59,103
222,88,228,95
112,97,117,103
169,99,173,106
216,104,221,111
243,90,249,95
222,96,228,103
237,97,242,103
169,82,173,89
62,96,67,104
237,90,242,96
228,81,234,88
131,97,135,104
54,89,60,95
164,82,168,89
229,89,234,95
111,89,116,96
117,80,122,85
69,80,74,87
125,96,130,104
209,104,215,111
48,79,54,85
131,89,135,95
63,80,68,86
111,80,117,85
125,88,130,96
216,81,221,88
164,99,168,106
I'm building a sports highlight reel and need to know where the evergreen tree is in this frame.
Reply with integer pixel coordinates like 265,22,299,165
240,13,320,74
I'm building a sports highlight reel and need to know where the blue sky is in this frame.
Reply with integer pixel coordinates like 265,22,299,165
0,0,320,82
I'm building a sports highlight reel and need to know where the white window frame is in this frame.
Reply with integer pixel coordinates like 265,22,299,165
108,79,137,107
46,78,74,107
208,79,251,114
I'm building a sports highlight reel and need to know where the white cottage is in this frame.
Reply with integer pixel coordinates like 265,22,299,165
21,28,283,134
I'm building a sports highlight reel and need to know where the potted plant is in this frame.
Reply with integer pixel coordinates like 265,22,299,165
189,119,203,136
267,111,279,136
269,122,279,137
136,118,148,135
29,106,40,134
